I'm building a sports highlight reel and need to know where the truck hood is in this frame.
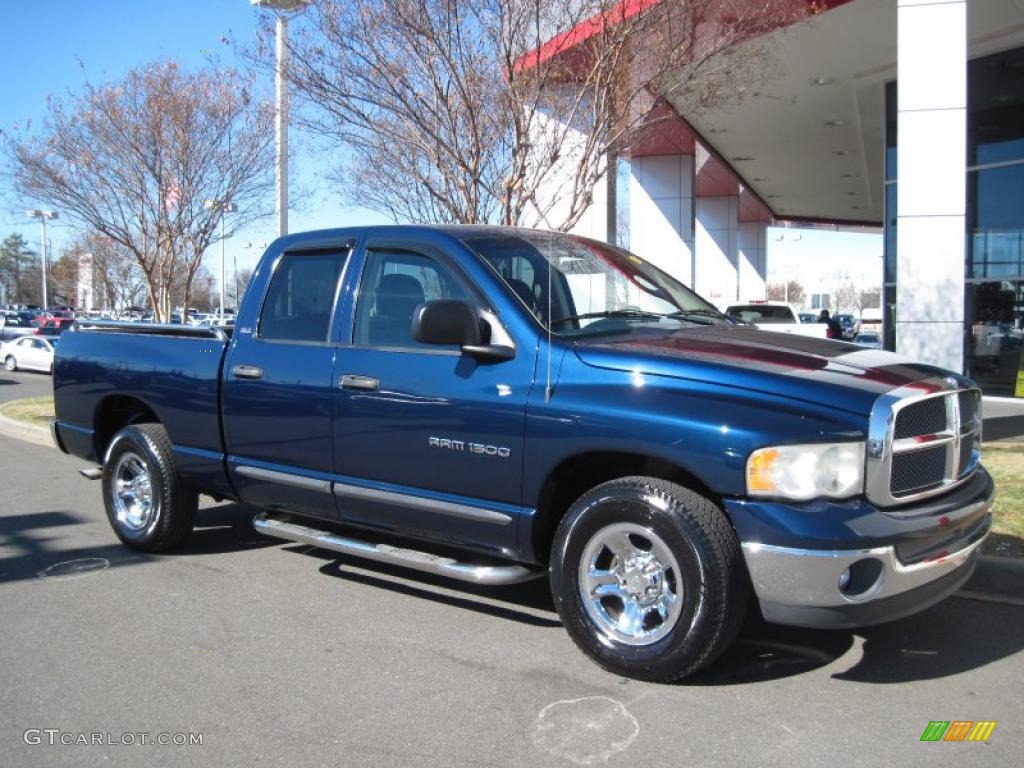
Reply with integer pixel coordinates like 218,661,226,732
573,326,958,416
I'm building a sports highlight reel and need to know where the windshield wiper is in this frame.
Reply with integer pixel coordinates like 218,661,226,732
551,309,664,327
667,309,728,325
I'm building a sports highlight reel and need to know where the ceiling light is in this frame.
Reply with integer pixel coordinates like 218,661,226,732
733,156,755,162
834,150,850,156
846,191,859,196
840,173,859,179
810,77,839,86
824,120,847,127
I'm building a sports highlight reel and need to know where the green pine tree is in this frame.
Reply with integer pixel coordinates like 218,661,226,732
0,233,37,306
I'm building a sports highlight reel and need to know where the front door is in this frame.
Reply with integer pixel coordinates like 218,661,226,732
223,246,351,520
332,237,535,556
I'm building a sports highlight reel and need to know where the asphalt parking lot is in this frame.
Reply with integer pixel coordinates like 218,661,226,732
0,370,1021,767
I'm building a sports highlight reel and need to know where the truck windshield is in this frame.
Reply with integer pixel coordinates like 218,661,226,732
459,231,730,337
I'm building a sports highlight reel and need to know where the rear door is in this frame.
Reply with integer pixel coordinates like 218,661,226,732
330,235,535,553
223,245,352,520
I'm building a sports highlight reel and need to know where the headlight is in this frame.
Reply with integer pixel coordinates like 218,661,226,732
746,442,865,501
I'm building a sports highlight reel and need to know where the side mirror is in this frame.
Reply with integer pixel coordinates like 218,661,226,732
412,300,515,363
413,299,481,346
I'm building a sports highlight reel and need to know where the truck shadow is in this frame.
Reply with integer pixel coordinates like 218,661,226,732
0,510,153,584
310,552,561,629
0,504,276,584
181,502,281,556
830,594,1024,683
286,543,1024,685
690,594,1024,685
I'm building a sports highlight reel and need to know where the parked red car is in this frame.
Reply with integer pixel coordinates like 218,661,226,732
35,317,74,335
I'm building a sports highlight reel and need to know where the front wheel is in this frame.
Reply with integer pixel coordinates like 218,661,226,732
550,477,748,682
101,423,197,552
4,355,16,372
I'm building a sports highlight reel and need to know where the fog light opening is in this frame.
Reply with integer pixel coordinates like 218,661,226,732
838,558,884,599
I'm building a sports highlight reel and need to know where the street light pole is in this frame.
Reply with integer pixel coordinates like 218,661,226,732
220,214,227,316
772,228,802,305
252,0,311,238
205,200,238,318
26,209,58,309
276,13,289,238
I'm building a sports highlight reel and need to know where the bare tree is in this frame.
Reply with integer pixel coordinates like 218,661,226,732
766,280,806,307
61,232,148,312
47,252,80,307
832,277,859,315
4,61,275,321
258,0,816,230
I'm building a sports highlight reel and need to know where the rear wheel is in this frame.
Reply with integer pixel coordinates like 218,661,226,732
550,476,748,682
102,423,197,552
4,355,16,372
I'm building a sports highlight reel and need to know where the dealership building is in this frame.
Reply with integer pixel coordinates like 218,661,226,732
524,0,1024,395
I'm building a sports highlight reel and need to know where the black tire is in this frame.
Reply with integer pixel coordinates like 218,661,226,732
101,423,197,553
4,355,16,372
550,476,748,682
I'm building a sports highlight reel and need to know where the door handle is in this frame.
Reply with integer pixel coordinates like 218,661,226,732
340,374,379,391
232,364,264,380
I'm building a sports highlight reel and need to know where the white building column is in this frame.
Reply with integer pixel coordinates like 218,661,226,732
895,0,967,372
627,155,695,285
528,94,609,242
737,220,768,302
695,195,739,309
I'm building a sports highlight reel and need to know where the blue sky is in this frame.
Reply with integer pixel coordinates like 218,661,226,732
0,0,386,277
0,1,881,297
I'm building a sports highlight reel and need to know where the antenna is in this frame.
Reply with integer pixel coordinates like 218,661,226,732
545,228,554,403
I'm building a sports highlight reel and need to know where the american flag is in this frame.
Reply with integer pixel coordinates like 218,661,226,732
164,181,183,214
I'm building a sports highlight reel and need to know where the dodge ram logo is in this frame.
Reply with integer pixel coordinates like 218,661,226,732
429,436,511,458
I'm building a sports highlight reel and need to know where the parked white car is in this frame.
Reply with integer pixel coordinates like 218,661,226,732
1,335,57,374
725,302,829,338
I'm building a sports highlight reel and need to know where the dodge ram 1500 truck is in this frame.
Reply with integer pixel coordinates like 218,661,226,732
51,226,993,682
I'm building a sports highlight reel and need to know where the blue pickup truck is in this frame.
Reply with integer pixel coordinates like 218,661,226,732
52,226,993,681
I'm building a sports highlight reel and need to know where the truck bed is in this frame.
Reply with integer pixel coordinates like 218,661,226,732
52,322,231,496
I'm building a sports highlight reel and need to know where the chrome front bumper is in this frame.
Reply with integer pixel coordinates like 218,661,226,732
741,498,992,629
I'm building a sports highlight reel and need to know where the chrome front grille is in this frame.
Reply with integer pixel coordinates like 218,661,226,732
866,379,982,508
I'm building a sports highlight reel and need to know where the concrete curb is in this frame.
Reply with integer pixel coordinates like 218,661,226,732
0,410,54,449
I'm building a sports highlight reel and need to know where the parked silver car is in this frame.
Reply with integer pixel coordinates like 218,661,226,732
1,335,57,373
0,313,37,342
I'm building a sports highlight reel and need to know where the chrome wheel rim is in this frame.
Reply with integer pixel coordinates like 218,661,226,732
5,357,14,371
578,522,683,646
111,451,155,531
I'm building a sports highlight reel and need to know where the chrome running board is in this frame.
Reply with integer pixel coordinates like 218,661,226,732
253,513,543,586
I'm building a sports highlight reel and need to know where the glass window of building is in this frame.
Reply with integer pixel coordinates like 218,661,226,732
885,45,1024,394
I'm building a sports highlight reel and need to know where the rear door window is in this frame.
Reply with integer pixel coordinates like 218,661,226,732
258,251,348,342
